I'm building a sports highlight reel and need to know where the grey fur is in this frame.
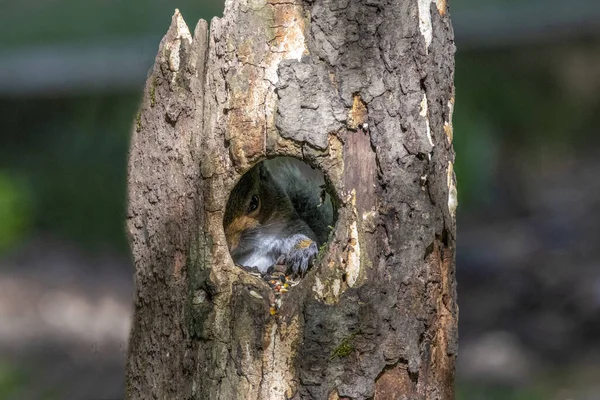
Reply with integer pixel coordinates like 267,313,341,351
264,157,334,246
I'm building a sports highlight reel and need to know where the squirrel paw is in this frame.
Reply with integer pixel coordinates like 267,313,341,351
284,236,318,276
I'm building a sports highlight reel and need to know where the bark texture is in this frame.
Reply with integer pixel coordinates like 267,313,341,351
126,0,458,398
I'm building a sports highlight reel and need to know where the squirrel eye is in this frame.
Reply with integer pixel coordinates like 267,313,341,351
247,195,259,213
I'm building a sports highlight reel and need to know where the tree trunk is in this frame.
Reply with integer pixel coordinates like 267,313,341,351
126,0,457,398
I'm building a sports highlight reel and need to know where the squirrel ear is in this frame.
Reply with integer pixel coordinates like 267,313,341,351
258,162,269,181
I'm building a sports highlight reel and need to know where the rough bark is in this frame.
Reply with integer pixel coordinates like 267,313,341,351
126,0,458,399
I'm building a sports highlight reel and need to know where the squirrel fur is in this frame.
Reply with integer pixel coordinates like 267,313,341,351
223,157,333,275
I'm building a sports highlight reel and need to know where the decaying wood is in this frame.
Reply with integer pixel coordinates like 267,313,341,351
126,0,458,398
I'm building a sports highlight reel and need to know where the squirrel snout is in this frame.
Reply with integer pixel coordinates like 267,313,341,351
224,215,260,251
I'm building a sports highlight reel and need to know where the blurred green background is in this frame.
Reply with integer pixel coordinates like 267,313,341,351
1,0,600,399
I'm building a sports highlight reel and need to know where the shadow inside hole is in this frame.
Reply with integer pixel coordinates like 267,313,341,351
223,157,336,279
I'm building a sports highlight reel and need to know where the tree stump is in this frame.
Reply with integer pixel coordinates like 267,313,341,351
126,0,458,398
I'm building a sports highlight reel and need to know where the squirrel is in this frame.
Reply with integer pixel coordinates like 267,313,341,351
223,157,333,276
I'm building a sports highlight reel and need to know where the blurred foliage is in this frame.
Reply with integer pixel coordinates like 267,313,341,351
0,362,26,398
456,366,600,400
0,94,139,253
0,369,60,400
453,43,600,208
0,172,32,253
0,0,224,49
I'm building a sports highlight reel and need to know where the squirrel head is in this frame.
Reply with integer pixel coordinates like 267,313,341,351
223,162,295,253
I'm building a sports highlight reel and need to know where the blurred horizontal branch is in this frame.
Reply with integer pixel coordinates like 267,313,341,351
1,0,600,96
0,37,160,96
454,0,600,49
